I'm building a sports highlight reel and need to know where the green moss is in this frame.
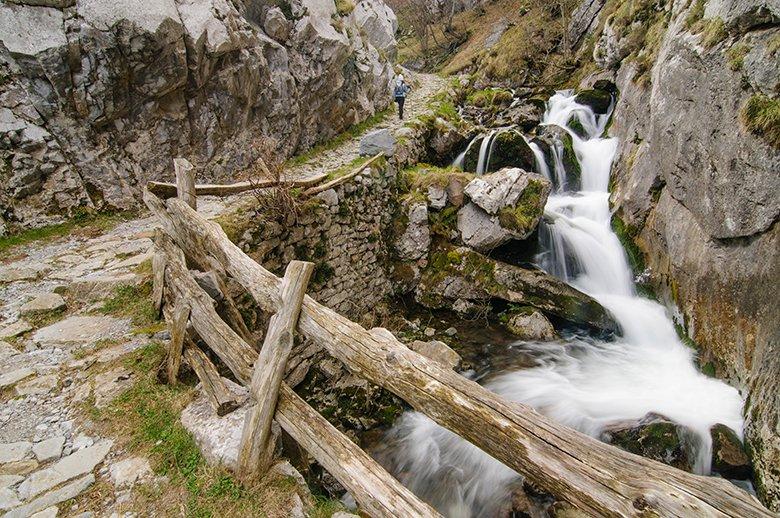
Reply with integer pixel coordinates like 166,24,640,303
769,33,780,55
673,322,700,350
574,89,612,114
466,88,512,109
497,179,547,235
611,215,645,274
740,94,780,149
567,115,587,138
726,42,751,71
312,262,335,286
429,206,460,237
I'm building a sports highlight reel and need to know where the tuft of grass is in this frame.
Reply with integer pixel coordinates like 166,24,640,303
685,0,706,28
0,211,135,257
726,42,751,71
334,0,354,16
700,18,727,48
740,94,780,149
97,281,160,330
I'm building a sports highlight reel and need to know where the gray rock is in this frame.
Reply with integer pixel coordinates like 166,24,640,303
567,0,607,50
315,189,339,207
17,440,111,499
0,264,49,284
0,442,31,465
505,310,557,341
0,487,21,512
92,368,134,409
0,369,35,391
32,316,128,347
427,185,448,210
29,506,58,518
109,457,152,488
3,474,94,518
263,7,290,42
395,202,430,261
464,168,543,215
0,321,32,340
19,294,66,317
180,380,248,470
0,342,18,361
457,202,511,251
15,375,58,397
32,437,65,463
409,340,461,369
359,129,396,157
0,476,23,490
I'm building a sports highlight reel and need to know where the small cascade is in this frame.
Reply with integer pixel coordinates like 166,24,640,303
376,91,745,517
475,130,498,175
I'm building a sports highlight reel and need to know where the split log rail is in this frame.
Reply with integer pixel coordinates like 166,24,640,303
147,159,773,518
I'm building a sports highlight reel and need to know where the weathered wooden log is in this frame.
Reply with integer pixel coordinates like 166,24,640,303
144,191,772,518
184,345,240,416
147,173,327,199
301,153,384,197
238,260,314,479
166,304,190,384
276,384,440,518
152,251,166,316
193,270,254,346
174,158,197,210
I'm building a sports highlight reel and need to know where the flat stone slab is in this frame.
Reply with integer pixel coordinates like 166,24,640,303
4,474,94,518
67,273,140,301
17,440,111,500
32,437,65,463
0,264,48,283
19,294,66,317
0,487,21,512
30,507,58,518
93,367,133,409
31,316,128,346
109,457,152,488
15,375,58,397
0,321,32,340
0,342,19,360
0,442,31,465
0,369,35,391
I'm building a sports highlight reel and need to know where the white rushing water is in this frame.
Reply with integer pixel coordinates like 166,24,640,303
377,91,746,517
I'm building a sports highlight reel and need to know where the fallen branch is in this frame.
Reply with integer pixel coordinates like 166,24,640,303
147,174,328,199
301,153,384,197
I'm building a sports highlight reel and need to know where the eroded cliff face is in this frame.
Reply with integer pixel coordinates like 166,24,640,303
0,0,397,229
577,0,779,508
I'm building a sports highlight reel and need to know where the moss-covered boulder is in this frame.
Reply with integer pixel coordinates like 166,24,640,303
601,414,694,472
537,125,581,191
415,244,618,333
574,88,614,114
462,130,536,174
710,424,752,480
504,306,557,341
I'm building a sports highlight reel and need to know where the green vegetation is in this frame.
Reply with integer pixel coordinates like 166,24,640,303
726,43,751,71
0,210,135,256
685,0,706,28
334,0,355,16
399,164,473,193
98,281,164,333
497,180,547,235
769,33,780,55
285,109,391,168
610,215,645,275
88,343,308,517
740,94,780,149
700,18,727,48
466,88,513,109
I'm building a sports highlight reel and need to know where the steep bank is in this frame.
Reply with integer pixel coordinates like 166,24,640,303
0,0,397,229
572,0,780,507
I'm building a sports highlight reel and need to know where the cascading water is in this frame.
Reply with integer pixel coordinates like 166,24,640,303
375,92,746,516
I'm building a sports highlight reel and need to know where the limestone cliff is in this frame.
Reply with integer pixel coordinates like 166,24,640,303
0,0,398,229
572,0,779,508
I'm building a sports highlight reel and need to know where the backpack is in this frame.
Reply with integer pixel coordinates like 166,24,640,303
394,83,406,98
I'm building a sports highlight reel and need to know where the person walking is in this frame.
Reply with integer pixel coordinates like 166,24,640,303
393,74,411,120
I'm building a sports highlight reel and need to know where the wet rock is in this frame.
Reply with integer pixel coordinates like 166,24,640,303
32,316,128,347
18,440,112,499
395,202,431,261
505,309,557,341
109,457,152,488
3,474,94,518
536,125,581,190
710,424,752,480
409,340,461,369
32,436,65,463
19,293,66,317
574,88,613,114
0,442,32,465
360,129,396,157
486,131,537,172
0,368,35,391
417,244,618,333
601,414,693,472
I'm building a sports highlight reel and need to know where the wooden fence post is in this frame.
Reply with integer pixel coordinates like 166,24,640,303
238,260,314,479
174,158,197,210
184,345,240,416
167,304,190,384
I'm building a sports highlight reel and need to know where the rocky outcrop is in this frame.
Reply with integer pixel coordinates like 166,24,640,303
573,0,780,507
0,0,398,229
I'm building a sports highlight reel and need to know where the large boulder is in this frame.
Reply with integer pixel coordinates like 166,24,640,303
710,424,752,480
535,125,582,191
0,0,397,228
394,202,430,261
458,168,551,250
600,413,695,472
416,244,618,333
360,128,396,157
462,130,536,173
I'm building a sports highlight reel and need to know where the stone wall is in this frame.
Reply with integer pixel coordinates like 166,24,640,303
235,160,399,320
0,0,398,230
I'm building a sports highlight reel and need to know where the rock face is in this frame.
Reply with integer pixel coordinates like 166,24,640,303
394,202,431,261
710,424,752,480
574,0,780,507
0,0,398,228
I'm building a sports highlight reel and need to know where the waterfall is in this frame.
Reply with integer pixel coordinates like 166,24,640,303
375,92,745,517
475,130,498,175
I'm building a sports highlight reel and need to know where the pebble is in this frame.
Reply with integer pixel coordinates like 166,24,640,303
423,327,436,337
444,327,458,336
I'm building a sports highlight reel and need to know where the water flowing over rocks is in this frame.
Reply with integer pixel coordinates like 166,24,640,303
0,0,398,229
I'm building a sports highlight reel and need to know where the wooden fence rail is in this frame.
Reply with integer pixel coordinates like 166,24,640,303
143,160,772,518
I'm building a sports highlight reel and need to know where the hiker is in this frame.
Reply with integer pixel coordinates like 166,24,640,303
393,74,411,120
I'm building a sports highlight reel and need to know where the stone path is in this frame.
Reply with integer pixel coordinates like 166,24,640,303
0,72,446,517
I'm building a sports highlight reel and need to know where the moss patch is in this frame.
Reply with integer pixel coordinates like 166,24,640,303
497,179,547,235
740,94,780,149
610,215,645,274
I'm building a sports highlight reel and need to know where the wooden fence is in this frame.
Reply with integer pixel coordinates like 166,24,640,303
145,159,772,518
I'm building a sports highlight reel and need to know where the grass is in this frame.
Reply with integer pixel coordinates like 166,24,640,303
334,0,354,16
97,280,163,332
284,109,391,168
740,94,780,149
700,18,727,48
726,42,751,71
0,210,136,257
83,343,310,517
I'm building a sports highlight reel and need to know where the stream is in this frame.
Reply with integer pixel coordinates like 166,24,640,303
372,92,746,517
